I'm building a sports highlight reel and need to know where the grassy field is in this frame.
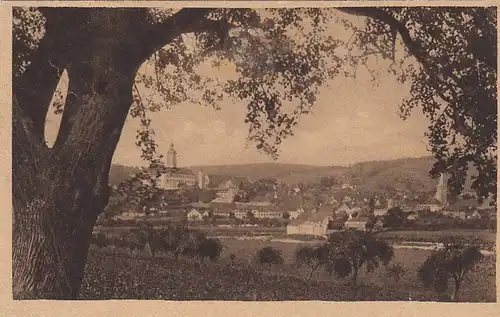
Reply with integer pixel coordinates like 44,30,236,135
218,237,495,297
374,230,497,250
80,236,496,302
376,229,496,241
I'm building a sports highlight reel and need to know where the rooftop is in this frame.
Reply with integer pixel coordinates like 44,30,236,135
209,175,248,189
288,210,335,225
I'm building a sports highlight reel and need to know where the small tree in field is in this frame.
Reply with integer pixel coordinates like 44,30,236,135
91,232,107,249
324,230,394,285
294,244,329,281
385,262,407,283
197,237,224,263
418,238,484,301
257,246,284,273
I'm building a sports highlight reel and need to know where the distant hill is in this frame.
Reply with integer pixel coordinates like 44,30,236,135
188,163,348,184
108,156,439,193
345,156,437,191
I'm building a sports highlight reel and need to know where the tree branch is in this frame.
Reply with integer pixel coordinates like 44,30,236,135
338,7,495,95
140,8,238,62
13,26,65,144
14,8,96,145
338,8,430,69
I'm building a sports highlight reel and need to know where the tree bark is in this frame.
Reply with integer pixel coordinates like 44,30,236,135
12,8,146,299
352,267,359,286
307,264,320,281
451,278,462,302
12,6,233,300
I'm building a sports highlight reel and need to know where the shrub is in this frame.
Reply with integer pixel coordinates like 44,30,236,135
197,237,224,263
257,246,284,272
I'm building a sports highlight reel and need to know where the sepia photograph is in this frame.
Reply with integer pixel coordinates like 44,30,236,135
10,3,497,303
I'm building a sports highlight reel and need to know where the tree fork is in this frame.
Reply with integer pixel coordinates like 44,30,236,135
12,9,148,298
12,6,246,299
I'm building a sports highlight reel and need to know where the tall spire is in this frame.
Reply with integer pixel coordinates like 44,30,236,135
167,142,177,168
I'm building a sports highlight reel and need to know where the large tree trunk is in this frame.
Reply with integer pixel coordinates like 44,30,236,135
12,163,109,299
13,66,136,298
12,9,145,299
12,6,213,300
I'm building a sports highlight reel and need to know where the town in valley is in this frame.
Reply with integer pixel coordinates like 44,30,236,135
86,142,497,302
104,143,496,234
12,6,496,303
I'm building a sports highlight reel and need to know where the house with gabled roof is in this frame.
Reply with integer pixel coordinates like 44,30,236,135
334,202,352,216
275,195,305,219
344,216,374,231
373,199,391,217
186,208,203,221
207,175,247,190
286,209,335,236
233,201,280,219
210,202,235,217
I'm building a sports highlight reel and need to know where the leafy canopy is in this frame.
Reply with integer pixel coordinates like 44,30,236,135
418,237,484,299
324,230,394,283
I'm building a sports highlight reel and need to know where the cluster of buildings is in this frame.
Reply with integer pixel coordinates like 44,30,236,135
117,143,496,236
158,143,209,190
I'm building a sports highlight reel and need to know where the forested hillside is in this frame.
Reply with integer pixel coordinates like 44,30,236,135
109,156,438,193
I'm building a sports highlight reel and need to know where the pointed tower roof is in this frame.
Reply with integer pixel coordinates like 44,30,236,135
167,142,177,154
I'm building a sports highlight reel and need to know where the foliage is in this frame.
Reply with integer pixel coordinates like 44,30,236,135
294,244,329,280
257,246,284,271
196,237,224,263
92,222,226,263
199,189,217,203
324,230,394,285
383,207,405,228
81,241,496,301
319,176,338,189
79,250,385,300
385,262,407,282
418,237,484,301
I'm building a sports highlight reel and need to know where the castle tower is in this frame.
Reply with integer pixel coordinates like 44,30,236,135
435,174,448,205
166,143,177,169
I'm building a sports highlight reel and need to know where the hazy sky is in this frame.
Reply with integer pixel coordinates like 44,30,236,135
44,9,431,168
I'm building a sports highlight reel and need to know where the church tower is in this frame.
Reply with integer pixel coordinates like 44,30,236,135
435,173,448,205
166,143,177,169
